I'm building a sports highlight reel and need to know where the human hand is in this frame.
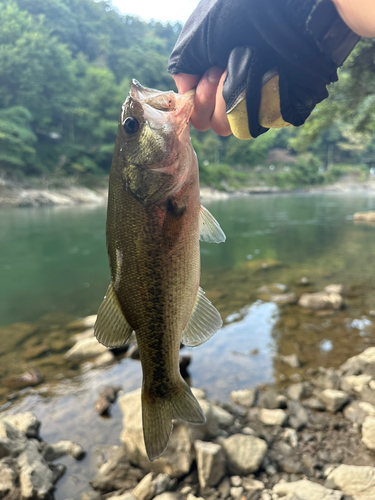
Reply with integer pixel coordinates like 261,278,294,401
168,0,360,140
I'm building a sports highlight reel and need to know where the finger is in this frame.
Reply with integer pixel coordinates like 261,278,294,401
190,67,224,132
211,71,232,136
173,73,200,94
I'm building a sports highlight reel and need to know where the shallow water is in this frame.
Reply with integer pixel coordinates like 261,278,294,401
2,192,375,498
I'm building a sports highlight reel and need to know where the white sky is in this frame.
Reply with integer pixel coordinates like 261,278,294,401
111,0,200,23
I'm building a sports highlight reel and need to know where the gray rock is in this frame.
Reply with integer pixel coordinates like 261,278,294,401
258,389,287,409
271,293,298,305
211,405,234,428
50,463,66,484
1,412,40,438
93,351,116,368
195,440,225,488
324,284,345,295
107,495,138,500
64,337,108,360
273,479,342,500
18,440,54,499
258,408,288,426
230,476,242,487
222,434,267,475
298,292,343,310
0,421,27,457
242,478,264,493
362,416,375,452
287,382,312,400
153,494,179,500
90,447,133,492
340,347,375,378
282,428,298,448
319,389,349,413
230,388,257,407
230,486,243,498
314,368,340,390
287,400,309,430
154,474,171,495
280,354,301,368
326,464,375,500
359,385,375,406
340,374,372,394
81,491,101,500
42,440,85,461
67,315,97,331
343,401,375,425
119,389,195,477
303,397,326,411
0,458,18,498
133,472,156,500
0,440,11,459
217,477,231,499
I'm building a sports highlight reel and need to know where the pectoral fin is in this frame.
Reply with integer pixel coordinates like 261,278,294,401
181,287,222,347
199,205,226,243
94,283,133,347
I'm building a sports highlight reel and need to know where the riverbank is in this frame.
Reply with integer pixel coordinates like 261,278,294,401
2,177,375,208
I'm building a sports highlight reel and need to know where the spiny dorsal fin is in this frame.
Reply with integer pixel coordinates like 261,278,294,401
94,283,133,347
181,287,222,347
199,205,226,243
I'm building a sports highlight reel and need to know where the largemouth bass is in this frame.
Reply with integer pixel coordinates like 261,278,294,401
94,80,225,461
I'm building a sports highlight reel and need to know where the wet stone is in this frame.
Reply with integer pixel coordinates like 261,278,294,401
4,369,44,389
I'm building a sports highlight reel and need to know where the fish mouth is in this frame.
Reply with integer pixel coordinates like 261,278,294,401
129,79,195,135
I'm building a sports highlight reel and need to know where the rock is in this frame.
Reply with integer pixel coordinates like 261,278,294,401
298,292,343,310
287,382,312,400
353,211,375,222
195,441,225,488
90,447,136,492
280,354,301,369
242,478,265,493
191,388,206,400
319,389,349,413
22,344,49,360
218,477,231,499
211,405,234,428
50,463,66,484
198,399,219,438
257,284,287,295
230,486,243,498
314,368,340,390
278,457,304,474
222,434,267,475
304,397,326,411
362,416,375,451
67,315,97,331
0,440,11,459
282,428,298,448
0,458,18,498
4,369,44,389
133,472,156,500
343,401,375,424
107,495,138,500
340,347,375,378
326,464,375,500
340,374,372,394
287,401,309,430
153,494,179,500
42,440,85,461
258,389,286,409
271,293,298,305
64,337,108,360
154,474,171,495
81,491,101,500
0,420,28,456
186,494,203,500
230,388,257,407
1,412,40,438
259,408,288,426
273,479,342,500
359,385,375,406
324,284,345,295
18,440,54,499
230,476,242,487
120,390,194,477
95,386,121,416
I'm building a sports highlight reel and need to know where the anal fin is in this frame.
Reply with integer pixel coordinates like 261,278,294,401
94,283,133,347
199,205,226,243
181,287,222,347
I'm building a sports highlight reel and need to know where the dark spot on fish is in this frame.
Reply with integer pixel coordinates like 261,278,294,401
167,198,186,217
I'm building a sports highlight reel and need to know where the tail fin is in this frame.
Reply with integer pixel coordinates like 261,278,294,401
142,379,205,461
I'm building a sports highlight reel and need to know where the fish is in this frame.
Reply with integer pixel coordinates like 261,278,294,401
94,79,225,461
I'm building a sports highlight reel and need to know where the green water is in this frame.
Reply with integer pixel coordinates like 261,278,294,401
2,193,375,499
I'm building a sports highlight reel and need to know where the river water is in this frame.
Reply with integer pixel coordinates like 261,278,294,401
2,192,375,498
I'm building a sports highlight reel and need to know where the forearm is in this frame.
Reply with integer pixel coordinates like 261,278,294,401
332,0,375,36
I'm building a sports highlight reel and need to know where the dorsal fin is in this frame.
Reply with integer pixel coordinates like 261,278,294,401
94,283,133,347
199,205,226,243
181,287,222,347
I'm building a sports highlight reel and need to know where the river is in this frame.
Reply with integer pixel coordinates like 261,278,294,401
1,192,375,498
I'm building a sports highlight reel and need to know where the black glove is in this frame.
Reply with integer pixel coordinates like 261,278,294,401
168,0,360,139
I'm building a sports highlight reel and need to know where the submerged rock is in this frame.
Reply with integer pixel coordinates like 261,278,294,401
298,292,343,310
4,369,44,389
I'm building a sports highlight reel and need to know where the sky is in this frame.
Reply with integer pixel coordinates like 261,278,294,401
110,0,200,23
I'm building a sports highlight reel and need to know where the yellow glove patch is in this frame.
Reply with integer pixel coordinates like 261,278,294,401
227,73,291,141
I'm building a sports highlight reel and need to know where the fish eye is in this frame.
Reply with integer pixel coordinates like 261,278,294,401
123,116,139,134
